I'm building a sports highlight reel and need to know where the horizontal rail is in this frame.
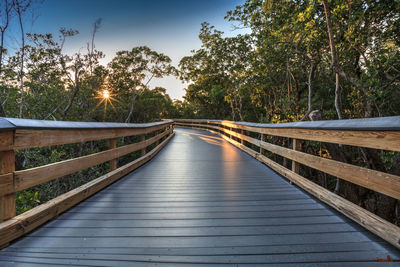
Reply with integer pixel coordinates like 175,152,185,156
0,132,174,249
10,124,169,150
0,117,173,130
175,116,400,130
12,130,170,193
174,118,400,250
175,119,400,152
0,118,174,248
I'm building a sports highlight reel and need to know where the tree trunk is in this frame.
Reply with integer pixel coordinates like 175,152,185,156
125,90,137,123
237,90,244,121
229,96,236,121
322,0,343,120
61,65,81,121
17,5,25,118
0,104,6,117
301,61,316,121
334,72,342,119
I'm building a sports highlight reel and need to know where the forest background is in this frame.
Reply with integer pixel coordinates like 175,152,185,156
1,0,400,225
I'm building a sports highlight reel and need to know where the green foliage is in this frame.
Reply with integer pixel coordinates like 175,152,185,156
2,1,400,221
179,0,400,121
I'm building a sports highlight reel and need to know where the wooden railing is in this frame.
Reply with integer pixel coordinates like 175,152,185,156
0,118,174,248
174,117,400,249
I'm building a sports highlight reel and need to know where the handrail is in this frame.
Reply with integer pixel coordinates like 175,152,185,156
174,117,400,250
0,118,174,248
174,118,400,151
174,116,400,130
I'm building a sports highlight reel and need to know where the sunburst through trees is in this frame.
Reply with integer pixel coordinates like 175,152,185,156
94,89,119,119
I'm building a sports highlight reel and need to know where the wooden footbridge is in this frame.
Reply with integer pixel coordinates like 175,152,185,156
0,117,399,266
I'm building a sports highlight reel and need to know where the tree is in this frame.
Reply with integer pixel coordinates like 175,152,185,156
0,0,14,116
107,46,177,123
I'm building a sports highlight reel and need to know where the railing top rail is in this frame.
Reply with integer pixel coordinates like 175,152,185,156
174,116,400,131
0,117,173,131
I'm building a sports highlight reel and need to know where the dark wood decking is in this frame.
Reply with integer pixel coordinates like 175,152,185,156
0,128,399,266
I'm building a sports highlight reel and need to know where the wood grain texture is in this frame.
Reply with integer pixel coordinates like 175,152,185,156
13,130,170,192
13,123,170,150
141,134,146,156
292,139,301,174
0,131,14,152
0,132,174,248
109,139,117,171
260,134,266,155
218,121,400,152
0,174,13,197
257,140,400,200
0,150,15,222
175,120,400,152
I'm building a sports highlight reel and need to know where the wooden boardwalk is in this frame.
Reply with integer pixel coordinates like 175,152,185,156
0,128,399,266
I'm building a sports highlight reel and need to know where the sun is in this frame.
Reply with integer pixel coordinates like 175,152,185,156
103,89,110,99
94,89,120,119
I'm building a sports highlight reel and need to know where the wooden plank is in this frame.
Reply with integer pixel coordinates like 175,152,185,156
141,134,146,156
292,139,301,173
218,121,400,152
0,242,390,255
260,134,266,155
13,130,170,193
29,223,358,237
2,250,398,265
0,131,14,152
258,139,400,200
109,139,117,171
0,132,174,248
0,135,15,222
0,174,13,197
13,123,170,150
220,127,260,147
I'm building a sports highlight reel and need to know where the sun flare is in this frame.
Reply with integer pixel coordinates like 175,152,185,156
94,89,120,119
102,90,110,99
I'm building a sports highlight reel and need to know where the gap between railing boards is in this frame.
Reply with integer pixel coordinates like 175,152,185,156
174,117,400,250
0,117,175,248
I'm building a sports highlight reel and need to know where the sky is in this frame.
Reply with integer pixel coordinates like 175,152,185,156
6,0,248,100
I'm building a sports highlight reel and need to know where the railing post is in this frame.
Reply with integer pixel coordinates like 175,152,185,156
0,131,15,222
292,138,301,173
109,138,117,171
260,133,265,155
141,134,146,156
241,129,244,144
156,130,160,146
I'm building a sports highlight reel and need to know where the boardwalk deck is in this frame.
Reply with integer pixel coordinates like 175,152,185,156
0,128,399,266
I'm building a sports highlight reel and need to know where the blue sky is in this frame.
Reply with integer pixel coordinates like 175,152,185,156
7,0,247,100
